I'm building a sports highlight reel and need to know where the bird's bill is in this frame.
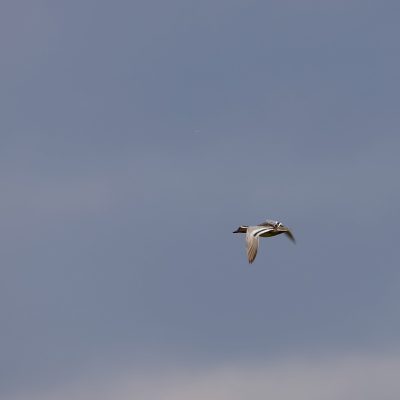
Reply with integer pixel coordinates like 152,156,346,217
233,227,241,233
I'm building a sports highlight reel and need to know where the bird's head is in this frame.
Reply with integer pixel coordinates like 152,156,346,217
233,225,248,234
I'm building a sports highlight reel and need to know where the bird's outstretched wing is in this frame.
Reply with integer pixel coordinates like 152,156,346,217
246,226,274,263
246,229,259,264
257,220,276,227
284,230,296,243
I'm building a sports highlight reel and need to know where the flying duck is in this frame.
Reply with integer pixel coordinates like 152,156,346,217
233,220,295,264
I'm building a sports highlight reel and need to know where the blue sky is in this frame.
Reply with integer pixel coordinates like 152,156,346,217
2,1,400,398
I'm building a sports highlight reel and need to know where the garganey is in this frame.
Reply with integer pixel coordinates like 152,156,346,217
233,220,295,264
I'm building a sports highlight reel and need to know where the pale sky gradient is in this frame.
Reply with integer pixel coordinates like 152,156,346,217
1,0,400,398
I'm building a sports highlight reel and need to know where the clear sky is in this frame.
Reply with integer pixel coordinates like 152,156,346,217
2,1,400,399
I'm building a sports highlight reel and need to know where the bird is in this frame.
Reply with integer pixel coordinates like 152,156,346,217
233,220,295,264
